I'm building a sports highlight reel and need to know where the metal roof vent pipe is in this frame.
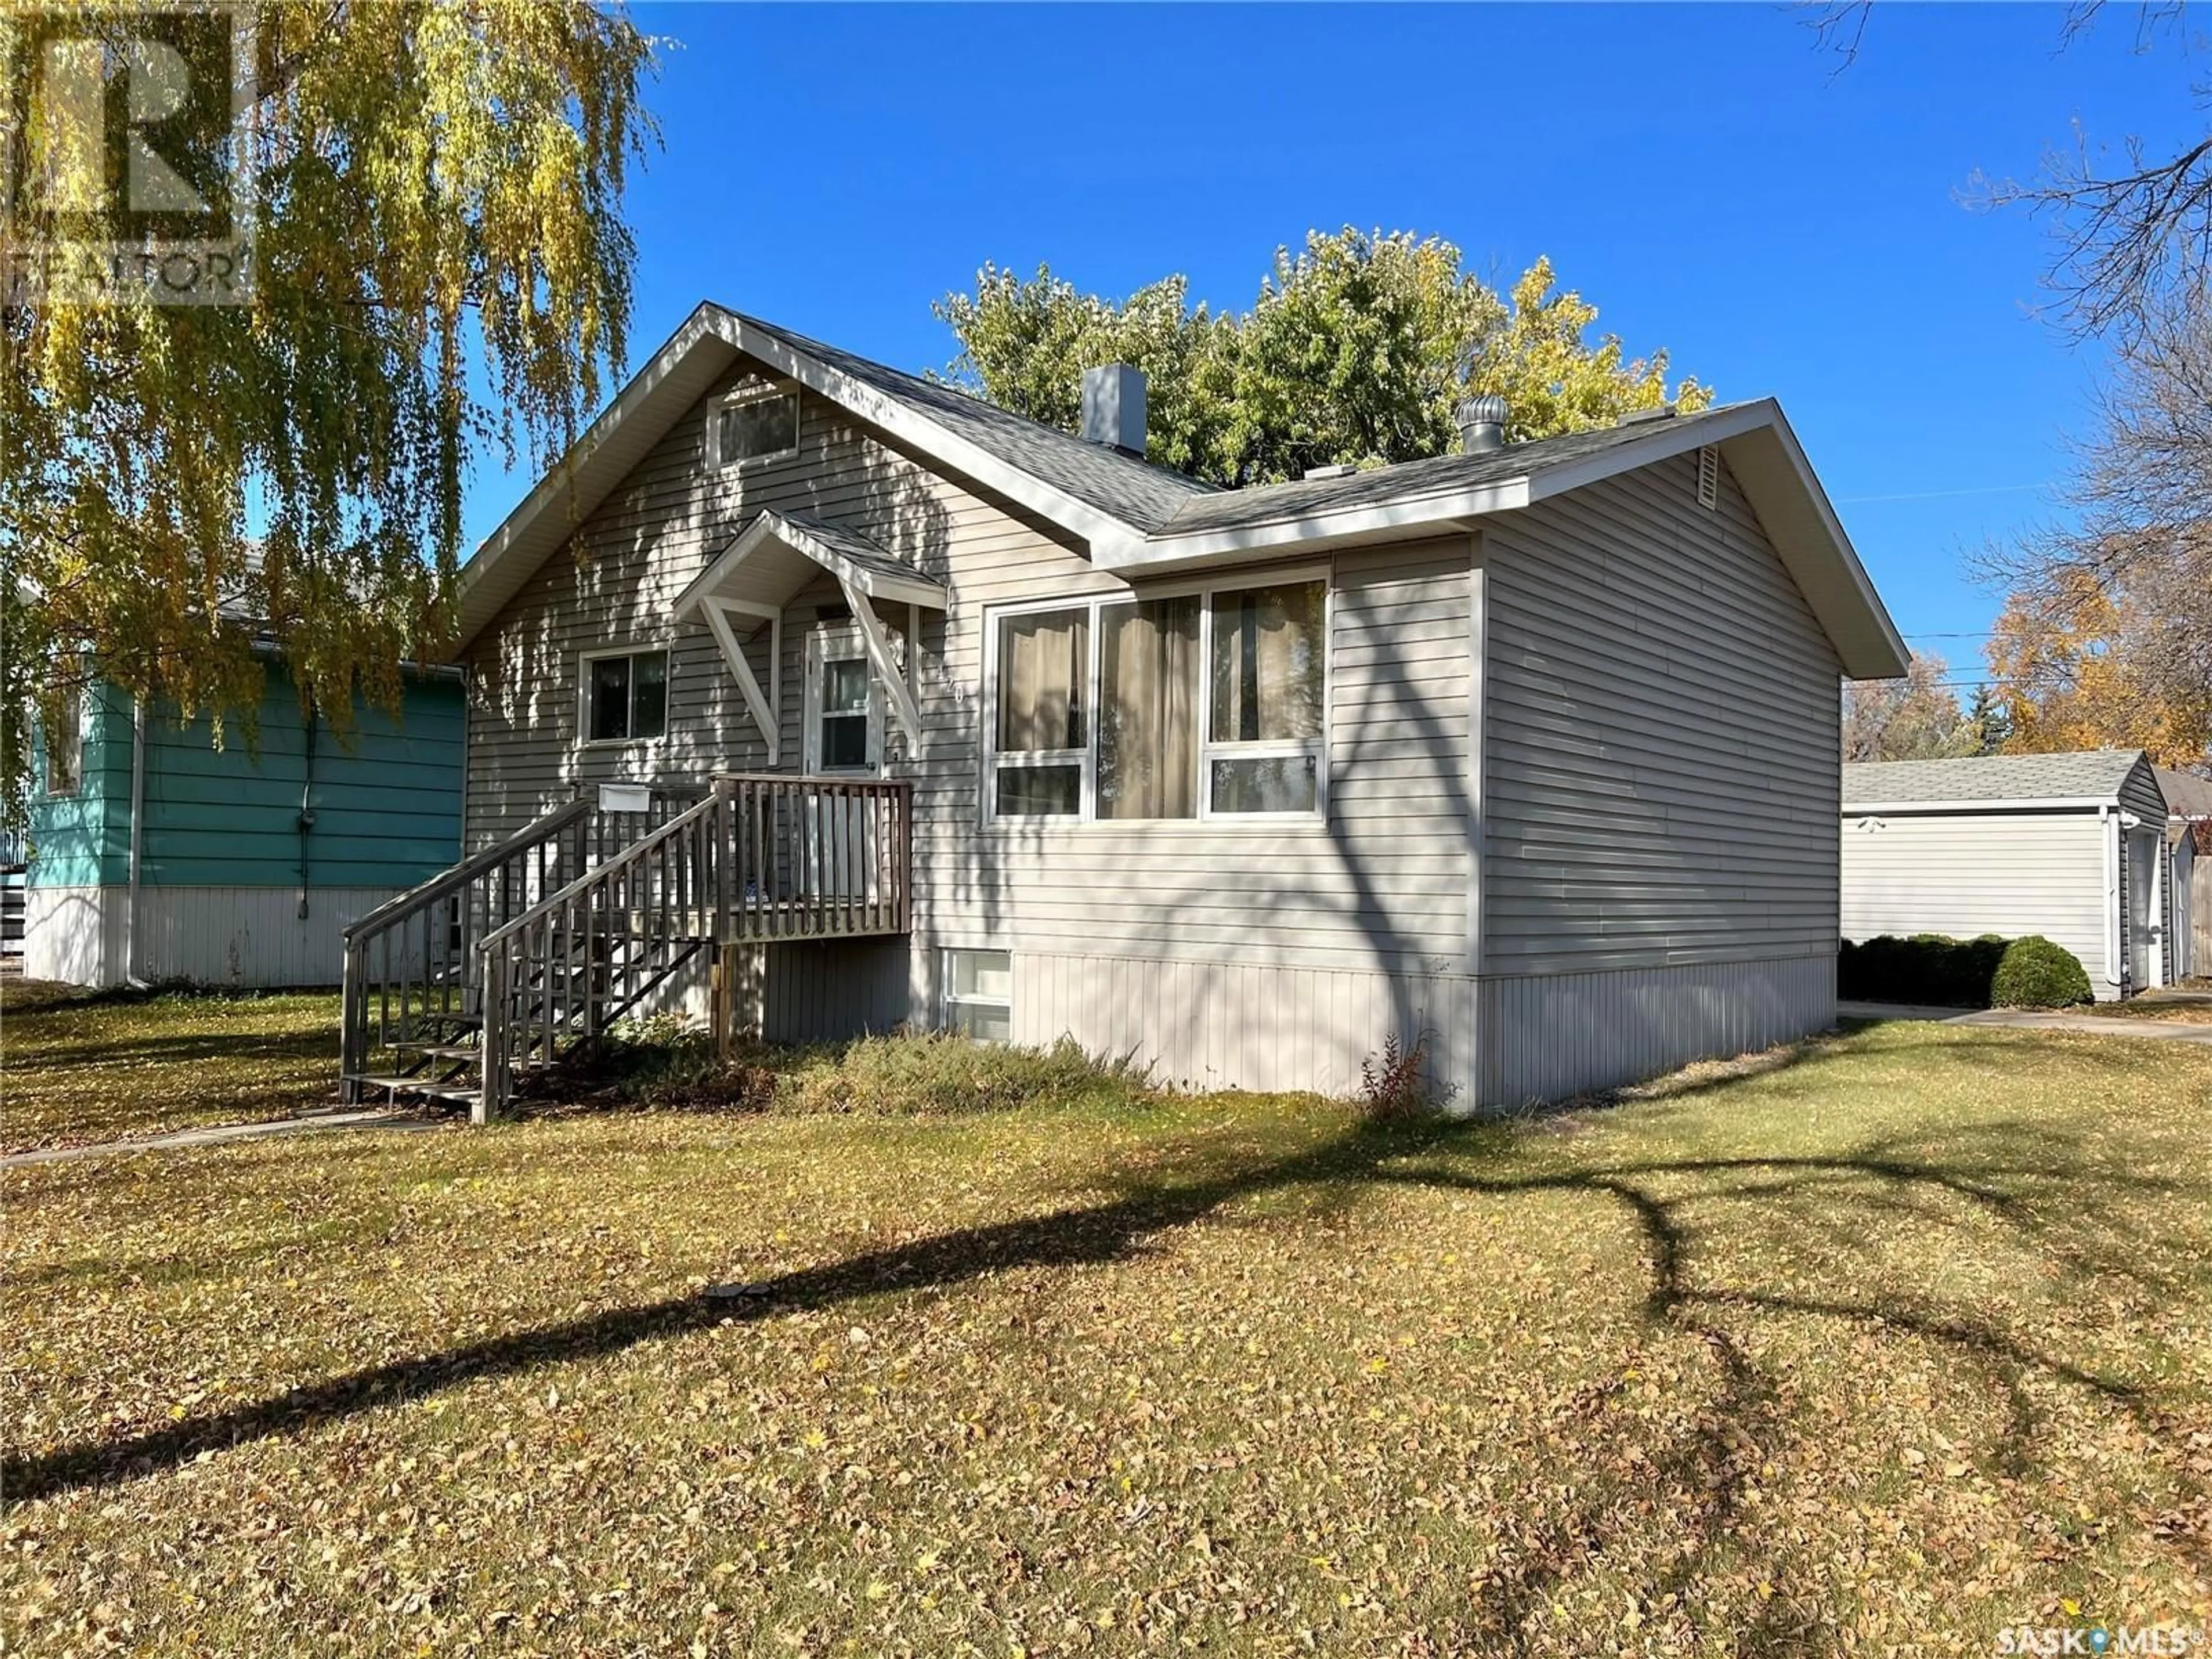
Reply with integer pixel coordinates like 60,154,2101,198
1456,393,1509,454
1081,363,1146,459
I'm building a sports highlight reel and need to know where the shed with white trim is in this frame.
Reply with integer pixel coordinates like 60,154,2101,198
1840,750,2173,999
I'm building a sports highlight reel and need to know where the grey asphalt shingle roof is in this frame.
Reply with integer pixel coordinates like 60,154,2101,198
730,310,1751,541
2156,766,2212,820
772,508,931,588
1153,405,1753,537
728,310,1219,535
1842,750,2148,806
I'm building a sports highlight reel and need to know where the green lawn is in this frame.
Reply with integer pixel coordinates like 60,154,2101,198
5,999,2212,1655
1,980,343,1152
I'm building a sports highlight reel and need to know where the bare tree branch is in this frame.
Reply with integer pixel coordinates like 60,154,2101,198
1978,293,2212,755
1807,2,2209,338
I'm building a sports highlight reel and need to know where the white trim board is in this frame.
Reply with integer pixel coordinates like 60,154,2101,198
1842,796,2122,815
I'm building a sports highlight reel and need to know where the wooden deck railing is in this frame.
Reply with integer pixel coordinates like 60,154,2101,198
719,772,913,942
338,783,712,1104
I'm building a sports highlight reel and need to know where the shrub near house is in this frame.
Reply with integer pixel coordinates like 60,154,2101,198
1839,933,2092,1010
1989,937,2095,1009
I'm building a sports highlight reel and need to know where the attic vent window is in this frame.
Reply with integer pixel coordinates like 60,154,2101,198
1696,445,1719,510
713,387,800,469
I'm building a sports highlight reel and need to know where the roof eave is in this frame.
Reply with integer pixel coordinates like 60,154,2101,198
1090,479,1531,575
1105,400,1910,680
1843,795,2123,814
450,304,1154,656
708,308,1147,552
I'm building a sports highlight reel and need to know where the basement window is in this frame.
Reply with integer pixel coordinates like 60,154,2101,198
941,949,1012,1041
582,648,668,744
713,387,801,469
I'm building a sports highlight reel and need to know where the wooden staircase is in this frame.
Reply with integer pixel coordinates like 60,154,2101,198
340,774,912,1121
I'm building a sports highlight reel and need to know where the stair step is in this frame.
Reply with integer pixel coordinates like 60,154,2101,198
349,1073,482,1107
392,1041,480,1060
397,1012,482,1032
412,1085,482,1107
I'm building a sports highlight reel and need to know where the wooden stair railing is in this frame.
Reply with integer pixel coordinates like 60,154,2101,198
347,774,914,1124
338,785,707,1109
476,790,728,1121
339,796,596,1107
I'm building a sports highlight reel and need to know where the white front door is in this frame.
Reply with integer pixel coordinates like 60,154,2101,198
801,627,884,899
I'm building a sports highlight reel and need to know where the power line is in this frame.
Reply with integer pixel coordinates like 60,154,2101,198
1835,482,2053,505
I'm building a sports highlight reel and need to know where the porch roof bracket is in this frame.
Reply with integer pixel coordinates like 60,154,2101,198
700,601,780,766
842,578,925,747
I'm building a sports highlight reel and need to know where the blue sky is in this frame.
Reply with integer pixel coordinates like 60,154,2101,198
465,2,2201,691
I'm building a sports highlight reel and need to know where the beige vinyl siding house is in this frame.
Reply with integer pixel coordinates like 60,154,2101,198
361,304,1908,1115
1840,751,2175,1000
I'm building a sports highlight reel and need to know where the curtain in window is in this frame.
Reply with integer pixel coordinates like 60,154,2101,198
1209,581,1324,742
998,610,1088,752
1100,597,1199,819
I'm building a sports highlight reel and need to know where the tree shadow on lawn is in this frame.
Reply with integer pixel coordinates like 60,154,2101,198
9,1033,2206,1643
11,1028,339,1074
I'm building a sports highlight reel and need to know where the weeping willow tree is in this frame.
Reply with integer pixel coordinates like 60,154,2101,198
1,1,657,829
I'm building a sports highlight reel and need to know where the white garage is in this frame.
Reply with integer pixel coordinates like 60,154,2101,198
1841,750,2174,1001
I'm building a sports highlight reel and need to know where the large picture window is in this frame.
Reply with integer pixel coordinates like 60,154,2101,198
984,574,1326,823
1100,595,1199,820
584,648,668,744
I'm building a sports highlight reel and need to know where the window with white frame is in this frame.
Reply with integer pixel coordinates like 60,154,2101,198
986,575,1326,822
1205,580,1326,814
941,948,1012,1041
43,682,83,797
993,607,1089,816
816,656,872,770
712,386,800,469
584,648,668,744
1100,594,1200,819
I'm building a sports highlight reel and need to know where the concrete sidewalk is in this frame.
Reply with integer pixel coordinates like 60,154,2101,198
1839,1001,2212,1045
3,1109,437,1168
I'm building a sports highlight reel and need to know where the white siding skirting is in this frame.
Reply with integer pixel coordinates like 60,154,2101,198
21,887,128,987
1476,953,1836,1110
24,885,411,989
752,941,1834,1113
1007,951,1479,1104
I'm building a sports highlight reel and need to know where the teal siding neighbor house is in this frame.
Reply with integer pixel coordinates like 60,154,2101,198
24,660,464,987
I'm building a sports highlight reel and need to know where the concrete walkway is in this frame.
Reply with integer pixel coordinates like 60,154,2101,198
3,1108,437,1168
1839,1001,2212,1045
